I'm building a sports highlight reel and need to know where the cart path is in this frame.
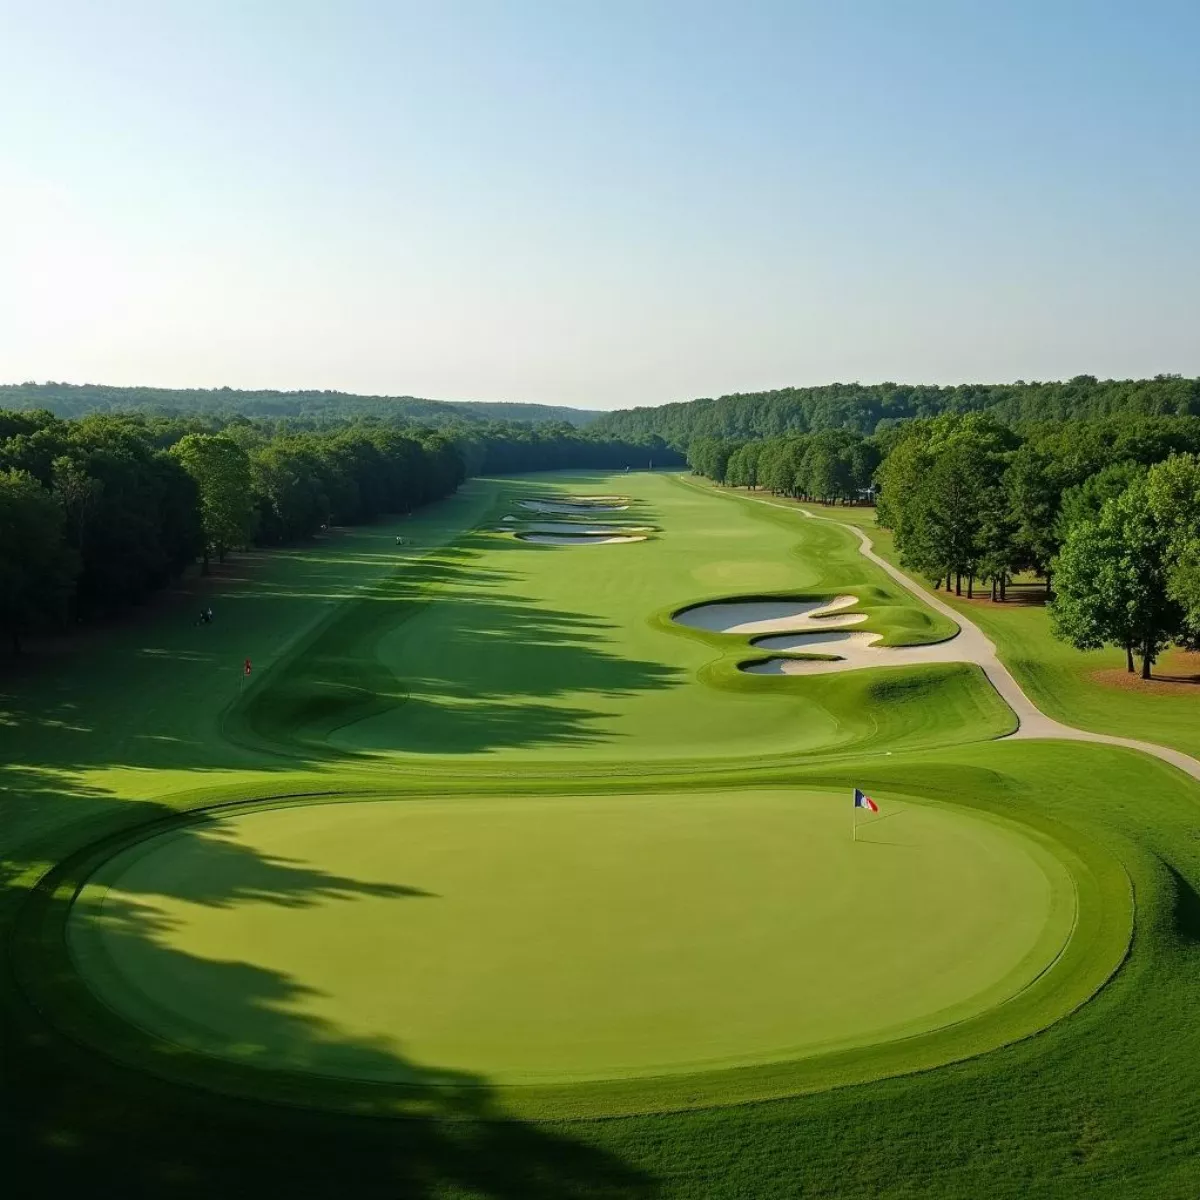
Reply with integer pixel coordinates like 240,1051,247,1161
721,484,1200,784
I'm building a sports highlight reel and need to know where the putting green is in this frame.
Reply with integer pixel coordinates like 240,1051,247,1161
68,788,1075,1088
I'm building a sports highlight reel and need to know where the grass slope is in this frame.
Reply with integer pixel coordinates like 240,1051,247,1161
792,493,1200,760
2,470,1198,1198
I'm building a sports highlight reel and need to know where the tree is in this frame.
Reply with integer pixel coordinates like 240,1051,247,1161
1058,461,1146,538
921,441,985,594
0,470,78,653
172,434,255,570
1146,453,1200,637
1004,445,1062,595
1051,480,1181,677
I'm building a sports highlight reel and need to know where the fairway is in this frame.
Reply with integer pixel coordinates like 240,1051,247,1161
271,472,1006,765
67,789,1074,1085
6,467,1180,1194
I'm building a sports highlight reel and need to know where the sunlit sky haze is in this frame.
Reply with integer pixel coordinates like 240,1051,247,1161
1,1,1198,409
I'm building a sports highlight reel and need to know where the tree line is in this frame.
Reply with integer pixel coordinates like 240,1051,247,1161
591,375,1200,443
689,409,1200,679
0,410,673,652
0,382,599,427
460,423,680,476
687,430,879,503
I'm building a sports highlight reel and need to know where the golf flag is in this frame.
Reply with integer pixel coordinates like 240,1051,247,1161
853,788,879,813
244,658,252,677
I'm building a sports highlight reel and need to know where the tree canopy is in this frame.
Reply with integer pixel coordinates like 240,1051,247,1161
590,375,1200,446
0,408,681,649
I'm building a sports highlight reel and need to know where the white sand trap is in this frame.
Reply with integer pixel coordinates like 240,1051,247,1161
674,595,865,636
518,521,654,535
744,629,971,675
520,500,630,515
517,533,647,545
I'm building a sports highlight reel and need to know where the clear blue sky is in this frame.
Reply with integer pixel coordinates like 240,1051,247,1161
1,1,1197,409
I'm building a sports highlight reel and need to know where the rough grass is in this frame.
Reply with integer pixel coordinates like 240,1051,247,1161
794,496,1200,761
2,470,1198,1198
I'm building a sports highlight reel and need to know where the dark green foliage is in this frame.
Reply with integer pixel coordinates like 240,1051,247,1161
0,408,681,645
0,470,78,652
0,410,468,640
1146,453,1200,638
172,434,256,566
0,381,600,427
591,374,1200,444
690,429,878,503
1057,461,1148,537
461,423,678,475
1051,480,1182,677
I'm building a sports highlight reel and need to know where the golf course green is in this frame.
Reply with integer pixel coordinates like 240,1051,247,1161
7,468,1199,1196
67,789,1075,1085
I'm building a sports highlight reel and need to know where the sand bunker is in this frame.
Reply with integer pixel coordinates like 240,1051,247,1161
673,595,864,636
518,521,654,535
674,594,970,674
517,533,647,545
744,628,970,675
520,500,630,515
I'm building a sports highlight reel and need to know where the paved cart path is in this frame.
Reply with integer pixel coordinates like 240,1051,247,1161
722,485,1200,784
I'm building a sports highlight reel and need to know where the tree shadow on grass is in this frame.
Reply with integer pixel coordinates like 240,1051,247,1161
0,502,680,777
3,793,659,1200
1,476,665,1195
238,539,686,757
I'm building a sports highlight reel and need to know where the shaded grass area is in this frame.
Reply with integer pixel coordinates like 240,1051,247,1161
231,473,999,766
3,471,1200,1197
6,740,1194,1197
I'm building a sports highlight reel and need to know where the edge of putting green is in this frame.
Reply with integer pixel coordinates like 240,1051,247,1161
15,783,1131,1121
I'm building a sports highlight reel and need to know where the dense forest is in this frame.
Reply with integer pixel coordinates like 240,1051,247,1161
592,375,1200,444
0,383,599,427
686,412,1200,677
0,409,677,652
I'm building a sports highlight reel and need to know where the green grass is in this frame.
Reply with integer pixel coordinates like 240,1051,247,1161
231,472,1004,768
2,469,1199,1197
65,788,1078,1094
789,493,1200,760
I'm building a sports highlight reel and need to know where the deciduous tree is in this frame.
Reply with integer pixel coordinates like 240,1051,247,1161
172,434,256,570
1051,480,1180,677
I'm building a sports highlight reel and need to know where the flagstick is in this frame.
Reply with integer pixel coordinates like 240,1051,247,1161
852,804,857,843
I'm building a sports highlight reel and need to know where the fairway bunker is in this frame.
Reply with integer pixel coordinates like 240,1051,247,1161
519,499,630,514
513,521,655,535
673,595,865,636
743,629,974,675
515,532,647,545
67,790,1075,1093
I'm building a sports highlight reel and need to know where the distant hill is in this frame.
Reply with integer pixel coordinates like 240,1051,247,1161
0,382,601,427
589,375,1200,446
